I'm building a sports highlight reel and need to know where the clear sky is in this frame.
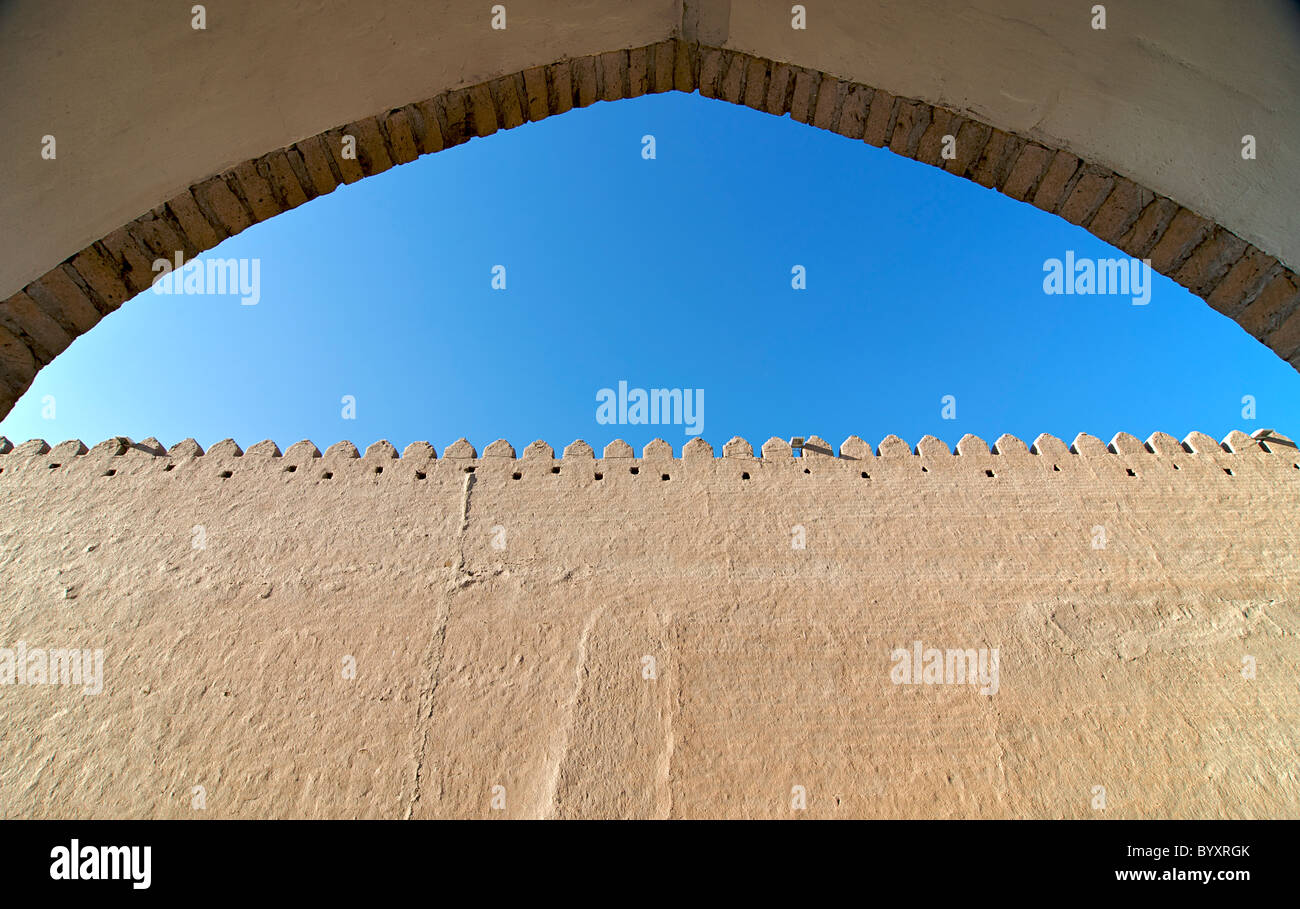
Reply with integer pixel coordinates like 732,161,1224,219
3,91,1295,455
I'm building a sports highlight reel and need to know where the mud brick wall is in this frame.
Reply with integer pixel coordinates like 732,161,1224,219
1,429,1296,818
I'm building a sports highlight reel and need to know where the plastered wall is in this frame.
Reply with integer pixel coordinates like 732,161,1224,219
1,430,1296,818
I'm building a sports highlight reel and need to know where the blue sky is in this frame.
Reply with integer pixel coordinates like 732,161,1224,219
3,91,1295,454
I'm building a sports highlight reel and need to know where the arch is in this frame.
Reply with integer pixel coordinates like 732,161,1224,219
3,5,1299,415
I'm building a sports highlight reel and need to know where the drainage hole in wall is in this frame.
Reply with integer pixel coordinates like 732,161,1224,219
803,468,810,474
860,471,869,479
103,469,117,477
593,472,603,481
415,471,426,480
661,473,670,481
511,472,522,480
551,466,560,474
284,465,297,473
1126,468,1136,477
1052,464,1060,471
920,466,928,473
163,463,174,472
741,472,750,480
1172,463,1179,469
985,469,995,478
322,471,333,480
464,466,475,473
48,463,60,469
630,466,639,475
374,466,383,474
218,470,231,479
1224,468,1234,476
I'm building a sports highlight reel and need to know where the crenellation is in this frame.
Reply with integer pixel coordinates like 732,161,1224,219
48,439,87,458
876,435,911,458
1030,433,1069,457
1069,433,1108,457
1181,431,1223,455
955,434,991,457
207,438,243,458
838,436,871,460
991,434,1029,457
364,440,399,460
1107,432,1146,457
284,440,322,463
722,436,754,459
89,436,130,457
1144,432,1183,458
3,433,1291,481
14,438,50,457
682,437,713,461
167,438,203,458
401,441,436,460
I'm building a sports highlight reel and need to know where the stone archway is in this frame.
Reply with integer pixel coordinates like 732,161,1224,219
3,2,1298,414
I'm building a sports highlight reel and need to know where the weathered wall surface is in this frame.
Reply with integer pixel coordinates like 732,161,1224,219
3,1,1300,416
1,430,1296,819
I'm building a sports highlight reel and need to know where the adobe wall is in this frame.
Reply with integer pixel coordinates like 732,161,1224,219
1,430,1296,818
3,1,1300,416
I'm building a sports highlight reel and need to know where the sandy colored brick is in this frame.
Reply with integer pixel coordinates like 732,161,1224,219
382,109,421,165
1030,150,1080,213
25,266,102,334
889,100,932,158
1237,270,1300,340
598,50,626,103
1173,229,1250,297
231,159,282,222
1148,208,1213,274
294,135,342,196
1206,248,1280,318
1088,177,1153,244
193,176,253,237
1057,168,1114,226
1117,197,1179,259
863,89,898,147
0,291,72,365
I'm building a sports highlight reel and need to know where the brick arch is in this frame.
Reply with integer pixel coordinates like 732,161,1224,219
3,39,1298,416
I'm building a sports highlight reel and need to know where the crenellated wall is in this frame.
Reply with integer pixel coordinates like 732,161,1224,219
1,429,1297,818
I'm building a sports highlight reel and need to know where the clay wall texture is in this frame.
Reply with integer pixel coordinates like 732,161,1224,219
1,430,1296,818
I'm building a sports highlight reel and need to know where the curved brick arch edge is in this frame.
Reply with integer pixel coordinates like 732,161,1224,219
3,39,1298,417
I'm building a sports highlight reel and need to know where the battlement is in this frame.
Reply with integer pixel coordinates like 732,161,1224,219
0,429,1293,479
